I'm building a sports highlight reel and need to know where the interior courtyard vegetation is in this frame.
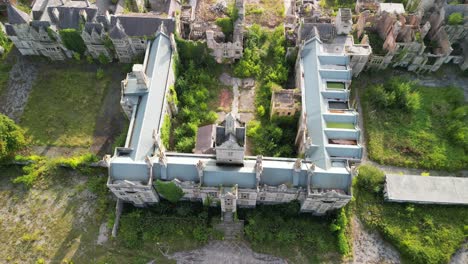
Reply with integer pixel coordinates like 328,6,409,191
170,37,221,152
236,25,299,157
361,77,467,171
353,165,468,264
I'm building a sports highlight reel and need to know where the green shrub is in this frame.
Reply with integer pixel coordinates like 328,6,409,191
98,53,110,64
448,12,463,25
0,114,26,160
96,68,105,80
59,29,87,55
216,17,234,38
356,164,385,193
155,180,184,203
161,114,171,149
86,55,94,64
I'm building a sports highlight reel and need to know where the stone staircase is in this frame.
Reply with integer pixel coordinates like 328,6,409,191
215,211,244,240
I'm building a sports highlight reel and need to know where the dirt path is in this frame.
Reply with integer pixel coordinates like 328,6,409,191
351,216,401,264
90,66,128,156
169,240,287,264
0,55,37,122
450,242,468,264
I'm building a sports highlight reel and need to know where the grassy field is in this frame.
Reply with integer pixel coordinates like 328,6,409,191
0,165,194,264
20,65,111,147
239,203,342,263
362,80,467,171
353,165,468,264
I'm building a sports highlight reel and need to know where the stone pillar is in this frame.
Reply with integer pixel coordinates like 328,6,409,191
293,158,302,186
255,155,263,186
197,160,205,185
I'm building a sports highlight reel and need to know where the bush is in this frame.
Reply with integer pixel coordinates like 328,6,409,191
356,164,385,193
366,78,420,113
155,180,184,203
448,12,463,25
98,53,110,64
96,68,105,80
0,114,26,160
161,114,171,149
59,29,87,55
216,17,234,38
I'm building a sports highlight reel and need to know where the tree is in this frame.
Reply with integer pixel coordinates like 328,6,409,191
0,114,26,159
59,29,87,55
155,180,184,203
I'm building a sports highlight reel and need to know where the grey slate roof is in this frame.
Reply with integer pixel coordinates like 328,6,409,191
4,24,16,36
195,124,216,154
108,20,127,39
110,15,175,37
84,22,103,35
47,6,98,30
7,4,31,24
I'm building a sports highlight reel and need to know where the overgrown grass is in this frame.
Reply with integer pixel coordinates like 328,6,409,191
362,79,467,171
244,0,285,28
0,27,13,96
117,201,220,250
20,66,111,147
353,165,468,264
239,202,341,263
326,122,355,129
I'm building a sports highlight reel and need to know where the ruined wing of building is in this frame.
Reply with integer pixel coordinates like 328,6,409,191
358,0,468,72
4,0,175,62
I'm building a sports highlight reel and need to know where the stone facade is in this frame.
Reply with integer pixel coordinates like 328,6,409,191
270,89,301,118
206,0,244,63
215,113,246,165
359,0,468,72
5,1,175,62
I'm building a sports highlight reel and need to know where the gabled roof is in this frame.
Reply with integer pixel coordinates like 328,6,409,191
108,20,127,39
84,22,103,35
4,24,16,36
7,5,31,24
110,15,175,37
47,6,98,30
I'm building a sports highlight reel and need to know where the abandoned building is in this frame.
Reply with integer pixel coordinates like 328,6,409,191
105,25,357,215
358,0,468,72
270,89,301,118
4,1,175,62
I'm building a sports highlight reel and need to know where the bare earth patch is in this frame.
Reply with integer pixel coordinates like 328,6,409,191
218,88,233,111
169,240,287,264
351,216,401,264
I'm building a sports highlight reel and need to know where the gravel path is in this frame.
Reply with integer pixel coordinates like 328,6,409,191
169,240,286,264
351,217,401,264
0,56,37,122
450,242,468,264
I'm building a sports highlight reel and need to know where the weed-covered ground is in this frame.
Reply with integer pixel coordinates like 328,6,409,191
238,203,343,263
20,65,112,148
353,165,468,264
361,78,467,171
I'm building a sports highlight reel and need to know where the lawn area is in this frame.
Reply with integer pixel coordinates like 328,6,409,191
353,165,468,264
20,65,111,147
327,122,355,129
239,203,342,263
362,78,467,171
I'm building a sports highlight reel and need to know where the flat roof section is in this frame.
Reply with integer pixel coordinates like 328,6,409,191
385,174,468,205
